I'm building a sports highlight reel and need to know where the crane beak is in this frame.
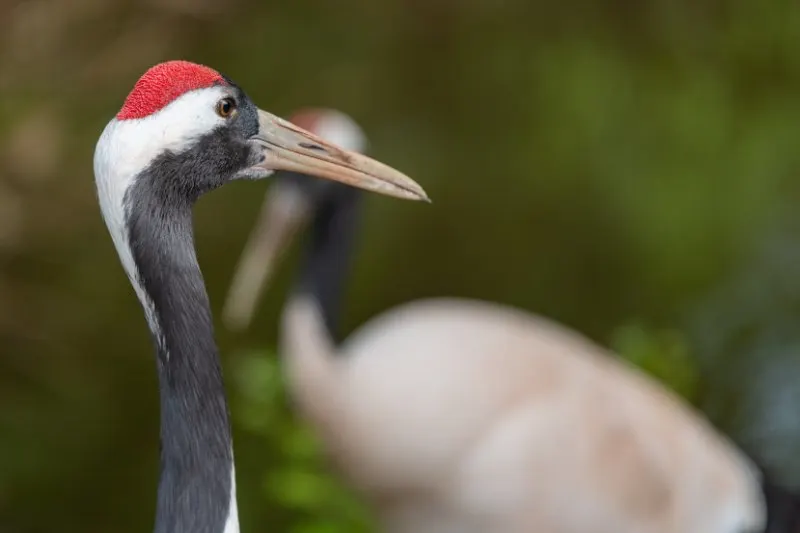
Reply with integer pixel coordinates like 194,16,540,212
250,109,429,202
222,179,311,331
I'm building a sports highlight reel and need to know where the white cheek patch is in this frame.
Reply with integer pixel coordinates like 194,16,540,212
93,86,230,339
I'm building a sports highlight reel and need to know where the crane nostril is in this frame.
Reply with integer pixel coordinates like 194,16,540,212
299,142,326,152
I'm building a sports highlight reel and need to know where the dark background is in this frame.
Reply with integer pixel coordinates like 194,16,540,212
1,0,799,531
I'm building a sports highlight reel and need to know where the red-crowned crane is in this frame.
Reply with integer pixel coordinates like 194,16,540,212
221,108,794,533
92,63,428,533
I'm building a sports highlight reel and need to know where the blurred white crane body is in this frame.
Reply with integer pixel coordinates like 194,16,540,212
284,295,763,533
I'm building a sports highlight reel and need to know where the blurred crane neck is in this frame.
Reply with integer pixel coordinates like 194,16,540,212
293,186,363,344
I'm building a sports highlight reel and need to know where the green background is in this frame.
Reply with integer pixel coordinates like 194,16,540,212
1,0,799,531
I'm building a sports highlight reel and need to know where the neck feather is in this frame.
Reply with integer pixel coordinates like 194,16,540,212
126,180,238,533
293,189,362,343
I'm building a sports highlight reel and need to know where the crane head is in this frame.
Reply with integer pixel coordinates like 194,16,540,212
94,61,427,289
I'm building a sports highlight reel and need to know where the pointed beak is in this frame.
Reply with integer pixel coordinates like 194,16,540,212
222,179,311,331
251,109,429,202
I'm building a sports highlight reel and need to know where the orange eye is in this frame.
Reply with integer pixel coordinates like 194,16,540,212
216,98,236,118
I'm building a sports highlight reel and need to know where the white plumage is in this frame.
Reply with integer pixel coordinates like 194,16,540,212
283,296,764,533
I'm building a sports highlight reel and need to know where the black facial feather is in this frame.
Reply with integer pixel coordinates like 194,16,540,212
138,127,257,204
221,79,259,140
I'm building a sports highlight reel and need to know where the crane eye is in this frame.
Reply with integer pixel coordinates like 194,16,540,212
216,98,237,118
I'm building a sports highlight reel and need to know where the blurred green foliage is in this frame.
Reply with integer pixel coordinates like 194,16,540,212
1,0,800,531
231,350,372,533
612,322,700,404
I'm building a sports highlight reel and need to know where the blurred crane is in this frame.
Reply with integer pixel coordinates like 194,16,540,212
222,109,783,533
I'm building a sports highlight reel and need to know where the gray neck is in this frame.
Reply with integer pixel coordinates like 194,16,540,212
126,182,237,533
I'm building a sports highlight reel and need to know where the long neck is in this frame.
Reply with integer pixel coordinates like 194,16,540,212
292,188,363,343
127,197,238,533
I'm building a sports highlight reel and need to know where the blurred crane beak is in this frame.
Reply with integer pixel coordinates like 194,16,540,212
251,109,429,202
222,179,311,331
